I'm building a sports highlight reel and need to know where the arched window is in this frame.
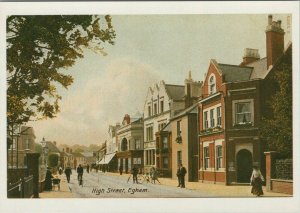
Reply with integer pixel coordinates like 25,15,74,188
209,75,216,94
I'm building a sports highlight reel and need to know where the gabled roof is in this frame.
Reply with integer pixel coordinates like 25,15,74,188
46,141,61,153
217,64,253,82
165,84,185,101
171,102,198,120
72,152,85,157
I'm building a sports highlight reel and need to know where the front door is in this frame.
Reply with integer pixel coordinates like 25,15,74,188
236,149,253,183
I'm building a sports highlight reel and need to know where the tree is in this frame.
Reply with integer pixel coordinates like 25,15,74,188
7,15,115,131
260,61,292,158
48,153,59,168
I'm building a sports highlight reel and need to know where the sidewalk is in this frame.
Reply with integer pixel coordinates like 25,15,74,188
39,174,73,198
105,172,291,197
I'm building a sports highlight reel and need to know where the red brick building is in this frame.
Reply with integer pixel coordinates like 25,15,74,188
198,15,289,184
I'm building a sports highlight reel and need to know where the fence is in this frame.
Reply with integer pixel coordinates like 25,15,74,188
7,175,34,198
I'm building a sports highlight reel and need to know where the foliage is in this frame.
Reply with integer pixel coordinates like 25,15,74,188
260,62,292,158
34,142,43,154
48,153,59,167
7,15,115,127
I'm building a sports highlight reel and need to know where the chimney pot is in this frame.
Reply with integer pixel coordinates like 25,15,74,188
268,15,273,25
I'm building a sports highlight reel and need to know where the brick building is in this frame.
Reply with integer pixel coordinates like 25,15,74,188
198,15,289,184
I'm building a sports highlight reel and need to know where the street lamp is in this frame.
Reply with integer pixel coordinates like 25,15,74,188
40,137,48,167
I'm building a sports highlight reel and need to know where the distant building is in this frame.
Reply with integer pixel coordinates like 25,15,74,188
116,113,144,173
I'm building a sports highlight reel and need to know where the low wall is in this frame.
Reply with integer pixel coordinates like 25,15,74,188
271,179,293,195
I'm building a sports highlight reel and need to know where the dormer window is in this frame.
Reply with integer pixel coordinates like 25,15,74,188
209,74,216,94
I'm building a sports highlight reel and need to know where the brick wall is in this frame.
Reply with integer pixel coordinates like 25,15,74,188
271,180,293,195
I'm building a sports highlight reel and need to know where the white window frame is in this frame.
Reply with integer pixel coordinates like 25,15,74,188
204,111,208,129
203,146,210,170
217,106,222,127
208,74,216,95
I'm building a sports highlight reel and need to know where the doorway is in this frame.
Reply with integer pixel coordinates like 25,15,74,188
236,149,253,183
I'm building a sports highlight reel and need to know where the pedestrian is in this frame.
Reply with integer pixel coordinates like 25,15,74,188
64,166,72,183
58,166,63,175
77,164,84,181
132,166,139,184
86,164,90,173
44,167,53,191
176,165,182,187
151,167,160,184
179,164,187,188
119,165,123,175
250,166,264,197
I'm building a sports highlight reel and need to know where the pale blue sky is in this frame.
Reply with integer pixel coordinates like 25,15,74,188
28,14,291,146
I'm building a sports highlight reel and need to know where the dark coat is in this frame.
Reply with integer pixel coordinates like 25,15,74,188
64,167,72,176
176,168,181,177
77,166,83,174
180,167,187,176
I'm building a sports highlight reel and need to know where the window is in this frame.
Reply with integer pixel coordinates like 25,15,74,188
133,157,141,164
158,122,166,131
146,126,153,141
204,147,210,169
135,139,141,149
160,100,164,113
162,136,168,149
217,107,221,126
163,157,168,168
154,103,157,115
209,75,216,94
177,120,181,136
177,151,182,166
210,109,215,127
148,106,151,117
235,102,251,124
204,111,208,129
25,139,30,150
216,146,223,170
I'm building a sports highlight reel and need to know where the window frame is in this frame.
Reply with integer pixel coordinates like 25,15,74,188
217,106,222,127
232,99,254,126
216,145,223,170
209,74,216,95
204,146,210,169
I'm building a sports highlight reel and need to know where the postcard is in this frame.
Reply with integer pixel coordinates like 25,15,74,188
1,1,299,213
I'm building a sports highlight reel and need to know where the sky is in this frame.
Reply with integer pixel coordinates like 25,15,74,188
27,14,291,146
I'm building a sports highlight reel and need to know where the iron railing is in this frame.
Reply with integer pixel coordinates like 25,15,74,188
7,175,34,198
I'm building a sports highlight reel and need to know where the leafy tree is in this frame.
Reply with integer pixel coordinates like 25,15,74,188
48,153,59,167
7,15,115,132
260,61,292,158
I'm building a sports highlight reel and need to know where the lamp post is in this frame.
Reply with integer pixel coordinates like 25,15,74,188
40,137,48,167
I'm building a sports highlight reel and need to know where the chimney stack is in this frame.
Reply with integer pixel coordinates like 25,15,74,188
266,14,285,68
66,147,69,153
240,48,260,66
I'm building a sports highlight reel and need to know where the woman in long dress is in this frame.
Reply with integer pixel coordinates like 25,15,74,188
250,166,264,196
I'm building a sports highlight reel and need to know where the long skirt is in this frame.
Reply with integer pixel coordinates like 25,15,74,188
251,177,264,196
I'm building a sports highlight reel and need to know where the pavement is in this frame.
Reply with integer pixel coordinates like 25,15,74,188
39,174,73,198
39,171,291,198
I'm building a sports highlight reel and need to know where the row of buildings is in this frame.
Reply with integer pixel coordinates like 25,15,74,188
98,15,292,185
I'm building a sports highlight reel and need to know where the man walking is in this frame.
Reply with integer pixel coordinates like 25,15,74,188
64,166,72,183
77,164,84,181
132,166,139,184
180,164,187,188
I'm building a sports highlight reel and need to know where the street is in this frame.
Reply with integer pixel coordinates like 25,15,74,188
67,171,213,198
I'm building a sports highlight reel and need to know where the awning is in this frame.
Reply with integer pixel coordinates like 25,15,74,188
98,153,116,165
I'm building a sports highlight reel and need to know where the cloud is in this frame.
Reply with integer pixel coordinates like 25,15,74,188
30,57,160,145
